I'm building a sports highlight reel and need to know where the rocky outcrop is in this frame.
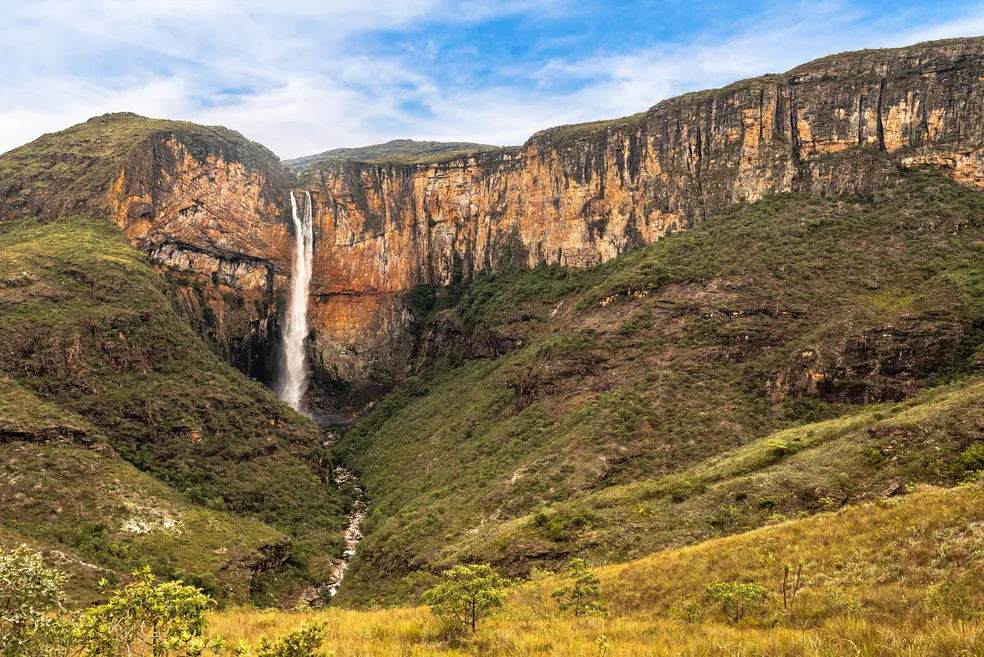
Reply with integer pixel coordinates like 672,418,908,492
0,114,295,384
299,37,984,380
107,129,293,383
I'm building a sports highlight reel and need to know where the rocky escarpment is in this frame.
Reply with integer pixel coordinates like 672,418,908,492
300,36,984,381
107,132,293,382
0,114,294,384
5,38,984,392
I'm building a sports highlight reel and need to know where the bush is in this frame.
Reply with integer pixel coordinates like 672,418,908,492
0,546,67,657
72,566,221,656
552,559,605,617
703,581,770,624
959,443,984,477
236,622,329,657
421,564,508,632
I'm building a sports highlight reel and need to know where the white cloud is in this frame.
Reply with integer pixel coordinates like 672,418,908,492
0,0,982,158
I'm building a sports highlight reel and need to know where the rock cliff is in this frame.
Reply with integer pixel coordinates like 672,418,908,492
0,114,293,383
299,36,984,381
6,38,984,388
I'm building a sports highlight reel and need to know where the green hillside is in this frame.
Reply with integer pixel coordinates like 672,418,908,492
0,215,348,604
0,112,286,224
215,482,984,656
333,164,984,604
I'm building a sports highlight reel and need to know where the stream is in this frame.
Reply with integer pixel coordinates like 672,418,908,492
324,466,367,597
314,417,368,600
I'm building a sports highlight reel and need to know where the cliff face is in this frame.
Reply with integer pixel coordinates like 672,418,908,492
107,132,293,381
0,114,294,383
302,37,984,381
5,39,984,388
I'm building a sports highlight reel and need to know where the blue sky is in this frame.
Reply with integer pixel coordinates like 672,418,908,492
1,0,983,158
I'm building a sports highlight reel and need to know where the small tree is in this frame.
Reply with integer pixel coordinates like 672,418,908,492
703,581,769,624
235,622,329,657
0,546,68,657
421,564,507,632
72,567,222,656
552,559,604,617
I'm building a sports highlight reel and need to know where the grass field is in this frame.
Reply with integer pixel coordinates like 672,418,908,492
210,484,984,655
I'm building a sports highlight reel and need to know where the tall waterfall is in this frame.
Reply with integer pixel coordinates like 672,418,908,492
280,190,314,411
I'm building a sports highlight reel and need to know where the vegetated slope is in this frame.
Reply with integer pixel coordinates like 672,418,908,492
0,112,287,225
333,164,984,604
213,483,984,656
0,379,284,604
0,112,296,383
0,214,349,605
284,139,501,171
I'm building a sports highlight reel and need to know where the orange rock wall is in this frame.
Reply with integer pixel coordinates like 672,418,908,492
300,39,984,380
108,134,292,382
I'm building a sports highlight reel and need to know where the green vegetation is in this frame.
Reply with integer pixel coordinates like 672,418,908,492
335,167,984,603
209,483,984,655
551,559,604,617
0,546,66,656
421,564,508,633
238,622,329,657
0,113,282,224
531,112,648,150
0,215,347,604
21,482,984,655
702,581,770,623
70,568,221,657
285,138,505,171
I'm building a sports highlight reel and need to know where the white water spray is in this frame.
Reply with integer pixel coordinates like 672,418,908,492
280,190,314,411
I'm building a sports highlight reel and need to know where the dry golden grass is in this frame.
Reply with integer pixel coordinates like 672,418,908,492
210,608,984,656
210,484,984,655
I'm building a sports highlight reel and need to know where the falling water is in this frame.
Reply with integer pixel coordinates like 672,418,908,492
280,190,314,411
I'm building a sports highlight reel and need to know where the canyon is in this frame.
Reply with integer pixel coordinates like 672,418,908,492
4,34,984,608
5,38,984,392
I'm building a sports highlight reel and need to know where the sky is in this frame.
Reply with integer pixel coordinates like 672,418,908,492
1,0,983,159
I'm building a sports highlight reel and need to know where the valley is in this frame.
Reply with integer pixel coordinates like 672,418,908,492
5,32,984,656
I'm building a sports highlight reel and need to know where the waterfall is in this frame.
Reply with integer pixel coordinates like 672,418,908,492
279,190,314,411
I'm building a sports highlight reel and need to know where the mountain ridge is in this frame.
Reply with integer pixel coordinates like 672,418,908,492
284,138,501,171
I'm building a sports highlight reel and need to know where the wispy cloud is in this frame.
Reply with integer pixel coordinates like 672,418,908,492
1,0,982,158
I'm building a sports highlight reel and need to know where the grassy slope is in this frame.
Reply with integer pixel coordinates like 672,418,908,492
334,167,984,603
0,216,348,604
212,483,984,656
284,139,502,171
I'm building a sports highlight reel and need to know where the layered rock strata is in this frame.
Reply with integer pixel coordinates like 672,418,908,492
300,37,984,379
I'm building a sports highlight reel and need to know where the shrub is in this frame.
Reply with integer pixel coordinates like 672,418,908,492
552,559,605,617
236,622,330,657
703,581,770,624
959,443,984,477
72,566,222,657
0,546,68,657
422,564,508,632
